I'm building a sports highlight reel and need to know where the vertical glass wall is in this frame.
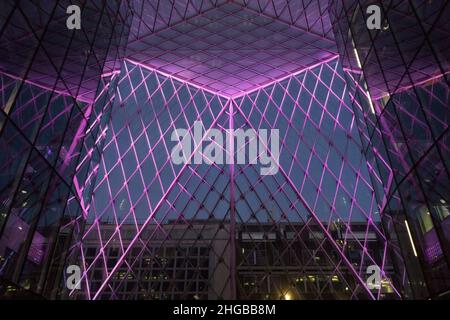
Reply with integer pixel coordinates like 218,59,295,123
73,58,401,300
329,0,450,299
0,0,131,298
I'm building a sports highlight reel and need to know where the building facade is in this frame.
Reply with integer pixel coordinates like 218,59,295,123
0,0,132,298
74,221,396,300
329,0,450,298
0,0,448,300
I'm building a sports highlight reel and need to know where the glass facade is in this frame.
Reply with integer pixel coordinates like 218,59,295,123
72,58,399,300
329,0,450,298
0,0,131,298
0,0,448,300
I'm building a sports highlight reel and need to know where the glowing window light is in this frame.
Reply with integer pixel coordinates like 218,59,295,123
353,46,362,69
352,43,376,114
405,220,418,257
284,292,293,300
365,89,376,114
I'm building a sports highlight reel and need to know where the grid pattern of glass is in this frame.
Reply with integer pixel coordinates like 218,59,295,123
72,57,401,300
0,0,131,298
329,0,450,299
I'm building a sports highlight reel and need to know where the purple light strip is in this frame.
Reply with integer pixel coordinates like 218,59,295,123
0,69,94,104
231,55,341,99
124,58,231,99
